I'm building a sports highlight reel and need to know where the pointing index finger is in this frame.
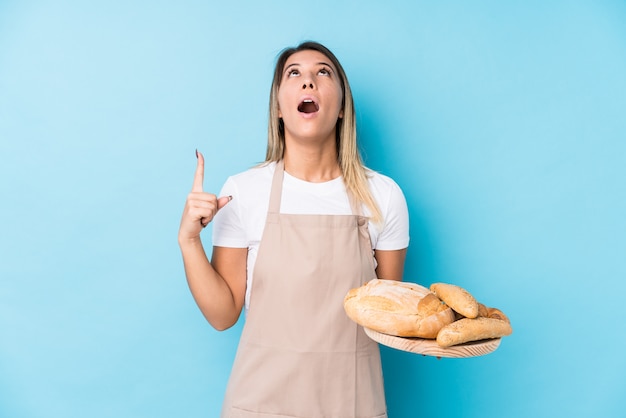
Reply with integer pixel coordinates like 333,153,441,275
192,149,204,192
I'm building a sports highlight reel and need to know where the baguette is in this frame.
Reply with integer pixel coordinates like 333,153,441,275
430,283,479,319
344,279,455,338
436,317,513,347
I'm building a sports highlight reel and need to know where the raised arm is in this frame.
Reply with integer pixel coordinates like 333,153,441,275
178,151,247,330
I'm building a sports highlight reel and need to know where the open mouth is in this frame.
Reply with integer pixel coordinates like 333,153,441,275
297,99,319,114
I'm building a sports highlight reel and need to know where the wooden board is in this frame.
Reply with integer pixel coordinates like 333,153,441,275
364,327,501,358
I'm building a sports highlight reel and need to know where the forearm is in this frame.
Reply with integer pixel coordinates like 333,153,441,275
179,237,242,330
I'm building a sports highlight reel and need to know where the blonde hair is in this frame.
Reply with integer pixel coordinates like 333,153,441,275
265,41,382,224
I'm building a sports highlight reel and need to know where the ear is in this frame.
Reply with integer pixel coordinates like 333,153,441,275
278,107,282,118
338,109,344,119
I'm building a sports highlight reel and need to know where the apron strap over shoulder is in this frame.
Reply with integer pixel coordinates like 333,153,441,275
268,160,285,214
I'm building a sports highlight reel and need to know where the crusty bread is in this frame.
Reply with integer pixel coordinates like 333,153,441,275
477,303,490,318
430,283,479,319
476,302,511,323
436,317,513,347
344,279,455,338
486,307,510,324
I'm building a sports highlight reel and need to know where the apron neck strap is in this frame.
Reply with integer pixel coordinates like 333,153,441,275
268,159,364,216
268,160,285,213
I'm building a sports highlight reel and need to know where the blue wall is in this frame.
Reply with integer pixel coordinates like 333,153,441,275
1,1,625,417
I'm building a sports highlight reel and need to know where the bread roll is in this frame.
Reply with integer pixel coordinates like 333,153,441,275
486,307,510,324
344,279,455,338
430,283,479,319
477,303,490,318
436,317,513,347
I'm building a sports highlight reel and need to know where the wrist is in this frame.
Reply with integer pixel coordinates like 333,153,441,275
178,233,203,248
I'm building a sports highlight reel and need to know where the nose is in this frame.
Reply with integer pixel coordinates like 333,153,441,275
301,72,315,90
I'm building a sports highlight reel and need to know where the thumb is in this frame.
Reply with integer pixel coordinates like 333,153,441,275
217,195,233,211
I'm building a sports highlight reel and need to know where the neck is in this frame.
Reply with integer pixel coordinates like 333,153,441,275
283,136,341,183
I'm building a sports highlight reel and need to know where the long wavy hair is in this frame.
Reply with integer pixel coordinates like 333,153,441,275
265,41,382,223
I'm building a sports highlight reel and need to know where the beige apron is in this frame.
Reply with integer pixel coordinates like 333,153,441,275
221,160,387,417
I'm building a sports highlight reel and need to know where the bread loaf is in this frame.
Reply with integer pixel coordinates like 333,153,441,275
436,317,513,347
344,279,455,338
430,283,479,319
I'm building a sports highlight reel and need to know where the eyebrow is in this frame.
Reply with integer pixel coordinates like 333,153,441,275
284,61,334,71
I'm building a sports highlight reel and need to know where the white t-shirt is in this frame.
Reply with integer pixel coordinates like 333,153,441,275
212,161,410,309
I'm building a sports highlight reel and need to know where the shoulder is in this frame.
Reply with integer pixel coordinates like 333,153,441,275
218,161,275,219
213,162,275,245
365,168,409,229
220,162,275,196
227,161,275,185
365,169,406,201
364,168,410,250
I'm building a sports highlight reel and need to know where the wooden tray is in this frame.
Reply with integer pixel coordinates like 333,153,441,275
364,327,501,358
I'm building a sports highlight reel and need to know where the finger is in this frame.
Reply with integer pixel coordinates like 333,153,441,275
197,196,231,228
192,149,205,192
187,192,217,206
216,195,233,211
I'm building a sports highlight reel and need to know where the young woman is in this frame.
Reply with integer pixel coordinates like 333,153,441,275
179,41,409,417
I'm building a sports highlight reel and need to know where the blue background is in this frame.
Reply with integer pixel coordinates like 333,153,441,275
1,1,625,417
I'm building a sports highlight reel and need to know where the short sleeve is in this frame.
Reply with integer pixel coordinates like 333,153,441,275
212,177,248,248
374,179,410,251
